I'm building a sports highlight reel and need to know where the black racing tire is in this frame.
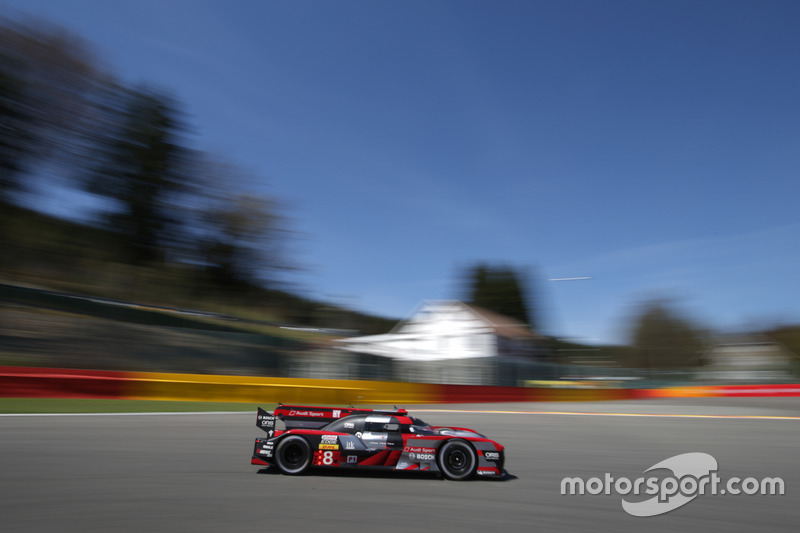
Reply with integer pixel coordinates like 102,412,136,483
274,435,312,475
438,439,477,480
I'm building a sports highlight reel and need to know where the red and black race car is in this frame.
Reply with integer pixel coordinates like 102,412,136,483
252,404,505,480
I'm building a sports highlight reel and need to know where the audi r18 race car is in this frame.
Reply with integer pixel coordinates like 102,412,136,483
251,404,505,480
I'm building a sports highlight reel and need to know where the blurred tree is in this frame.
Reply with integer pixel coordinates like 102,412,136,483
200,193,291,287
88,87,188,265
0,16,313,325
464,264,535,328
0,17,109,204
766,325,800,361
184,155,295,290
629,299,706,369
0,67,33,204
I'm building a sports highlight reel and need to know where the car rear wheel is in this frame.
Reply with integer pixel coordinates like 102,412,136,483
275,435,312,475
438,439,477,480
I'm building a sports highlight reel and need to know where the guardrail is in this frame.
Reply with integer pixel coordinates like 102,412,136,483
0,366,129,399
2,367,799,404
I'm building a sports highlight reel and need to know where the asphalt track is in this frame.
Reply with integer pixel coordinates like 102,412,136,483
1,398,798,532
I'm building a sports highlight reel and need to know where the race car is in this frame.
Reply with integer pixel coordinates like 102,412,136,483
251,404,505,480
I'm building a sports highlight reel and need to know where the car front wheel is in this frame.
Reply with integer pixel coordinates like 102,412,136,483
438,439,477,480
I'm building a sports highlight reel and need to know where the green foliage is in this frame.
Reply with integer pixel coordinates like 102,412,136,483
0,17,293,291
766,325,800,359
0,15,403,375
185,155,295,288
0,67,33,203
0,282,252,334
87,87,188,266
0,17,108,201
464,263,535,328
628,299,707,369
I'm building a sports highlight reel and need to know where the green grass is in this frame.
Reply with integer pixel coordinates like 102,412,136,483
0,398,275,414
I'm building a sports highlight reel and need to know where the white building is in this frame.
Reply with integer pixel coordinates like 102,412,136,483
698,337,796,382
335,300,548,385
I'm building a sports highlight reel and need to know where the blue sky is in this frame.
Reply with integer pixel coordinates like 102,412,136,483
4,0,800,343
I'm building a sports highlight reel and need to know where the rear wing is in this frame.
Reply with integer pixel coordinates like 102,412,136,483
270,404,408,430
256,407,277,437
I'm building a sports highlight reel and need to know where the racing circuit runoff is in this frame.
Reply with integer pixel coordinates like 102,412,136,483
251,404,506,480
2,398,799,532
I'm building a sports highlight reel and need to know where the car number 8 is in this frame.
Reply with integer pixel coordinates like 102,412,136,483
322,451,334,465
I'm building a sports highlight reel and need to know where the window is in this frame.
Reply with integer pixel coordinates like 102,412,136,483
323,415,365,434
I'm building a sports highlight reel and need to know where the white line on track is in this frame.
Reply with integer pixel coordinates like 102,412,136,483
0,411,252,417
414,408,800,421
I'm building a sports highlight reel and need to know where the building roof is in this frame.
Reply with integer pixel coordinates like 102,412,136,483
335,300,541,361
462,303,541,340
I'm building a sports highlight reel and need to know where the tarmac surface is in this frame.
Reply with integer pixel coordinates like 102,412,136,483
1,398,798,532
